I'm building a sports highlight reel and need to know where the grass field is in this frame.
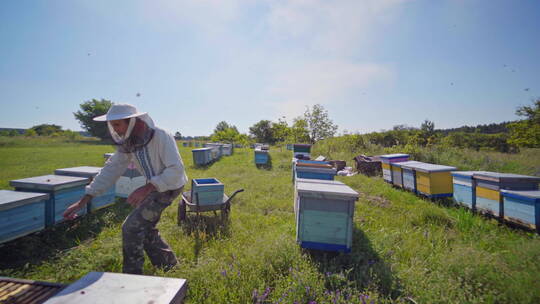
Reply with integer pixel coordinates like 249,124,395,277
1,138,540,303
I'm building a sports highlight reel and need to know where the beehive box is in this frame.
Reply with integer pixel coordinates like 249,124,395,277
451,171,489,209
286,144,293,150
391,161,422,188
54,166,116,212
221,144,233,156
379,154,409,183
10,175,89,227
294,160,336,182
192,148,213,166
500,190,540,232
398,161,426,192
0,190,49,244
293,144,311,159
182,142,188,147
0,277,66,304
191,178,224,206
204,143,223,159
295,179,359,252
254,149,269,165
404,163,456,198
43,272,187,304
473,172,540,217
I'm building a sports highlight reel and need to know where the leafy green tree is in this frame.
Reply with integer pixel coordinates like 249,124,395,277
0,130,9,137
211,128,241,143
249,120,274,144
288,117,310,143
271,117,290,144
304,104,338,143
174,132,182,140
508,99,540,148
213,121,238,134
30,124,63,136
24,129,37,137
73,99,112,140
8,130,20,137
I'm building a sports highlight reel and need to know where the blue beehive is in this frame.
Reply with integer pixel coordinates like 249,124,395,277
10,175,89,227
254,149,269,165
501,190,540,232
54,166,116,212
192,148,212,166
294,160,336,182
222,144,233,156
191,178,224,206
474,172,540,217
0,190,49,244
451,171,489,209
295,179,359,252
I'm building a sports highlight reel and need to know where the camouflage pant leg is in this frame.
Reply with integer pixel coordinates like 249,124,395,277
122,188,181,274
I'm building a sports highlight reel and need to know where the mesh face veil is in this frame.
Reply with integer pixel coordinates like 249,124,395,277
109,114,156,153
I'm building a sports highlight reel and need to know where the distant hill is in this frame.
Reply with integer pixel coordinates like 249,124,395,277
437,121,513,135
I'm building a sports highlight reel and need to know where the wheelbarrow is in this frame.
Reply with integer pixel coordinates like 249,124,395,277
177,188,244,224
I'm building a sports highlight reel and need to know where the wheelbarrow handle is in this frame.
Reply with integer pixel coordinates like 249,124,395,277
225,189,244,205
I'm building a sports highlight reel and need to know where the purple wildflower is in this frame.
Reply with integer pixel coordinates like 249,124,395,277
220,270,227,276
305,286,310,295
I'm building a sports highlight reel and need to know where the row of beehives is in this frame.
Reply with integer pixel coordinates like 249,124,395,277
191,142,233,166
254,143,270,165
291,144,360,253
380,153,540,233
1,271,187,304
0,154,141,245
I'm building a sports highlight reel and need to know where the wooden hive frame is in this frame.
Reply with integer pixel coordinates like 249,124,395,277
0,277,66,304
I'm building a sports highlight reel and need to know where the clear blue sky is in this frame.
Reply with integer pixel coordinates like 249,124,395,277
1,0,539,136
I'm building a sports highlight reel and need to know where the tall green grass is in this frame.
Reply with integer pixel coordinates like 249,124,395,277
0,139,539,303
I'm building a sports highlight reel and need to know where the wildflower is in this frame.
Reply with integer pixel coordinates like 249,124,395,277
220,270,227,277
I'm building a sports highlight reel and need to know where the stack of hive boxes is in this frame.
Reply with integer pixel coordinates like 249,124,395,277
400,162,457,198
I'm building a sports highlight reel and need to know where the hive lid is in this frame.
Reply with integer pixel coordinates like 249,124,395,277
501,190,540,201
392,161,424,168
295,178,344,185
451,171,491,178
379,153,409,159
473,172,540,183
55,166,103,178
10,175,89,191
43,272,187,304
0,190,49,211
192,148,212,151
296,180,359,199
103,153,114,158
401,162,456,173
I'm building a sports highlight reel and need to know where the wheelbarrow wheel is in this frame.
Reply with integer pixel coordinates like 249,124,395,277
178,199,187,225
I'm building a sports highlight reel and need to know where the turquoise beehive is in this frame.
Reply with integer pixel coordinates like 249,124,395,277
191,178,224,206
501,190,540,233
10,175,89,227
0,190,49,244
54,166,116,212
294,179,359,252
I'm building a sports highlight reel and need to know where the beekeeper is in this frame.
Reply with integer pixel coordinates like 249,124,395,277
64,103,187,274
